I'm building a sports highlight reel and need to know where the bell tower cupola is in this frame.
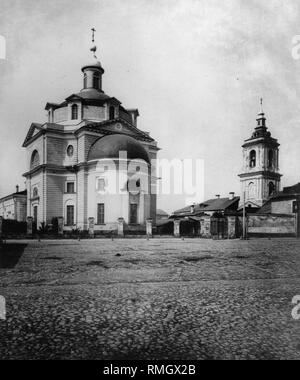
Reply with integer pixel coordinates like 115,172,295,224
81,28,104,92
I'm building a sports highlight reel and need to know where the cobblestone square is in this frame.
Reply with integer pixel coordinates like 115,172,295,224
0,238,300,360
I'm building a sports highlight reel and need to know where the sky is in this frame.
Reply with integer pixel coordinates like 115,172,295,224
1,0,300,213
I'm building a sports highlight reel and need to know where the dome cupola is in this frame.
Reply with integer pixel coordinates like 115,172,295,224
81,28,104,92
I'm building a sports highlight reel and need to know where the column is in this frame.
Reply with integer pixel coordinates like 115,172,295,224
203,216,211,238
174,219,181,237
27,216,33,236
227,216,237,239
57,217,64,236
88,217,95,237
146,219,153,237
117,217,125,237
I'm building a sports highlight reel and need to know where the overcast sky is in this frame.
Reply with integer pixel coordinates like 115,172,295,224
1,0,300,213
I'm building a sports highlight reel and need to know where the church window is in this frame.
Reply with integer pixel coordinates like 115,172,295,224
249,150,256,168
71,104,78,120
269,182,275,196
130,204,138,224
97,203,105,224
97,178,106,192
109,106,115,120
83,73,87,89
93,73,100,89
67,145,74,157
32,187,38,198
30,150,40,169
66,182,75,193
248,182,255,199
33,206,38,224
66,205,74,226
268,150,274,168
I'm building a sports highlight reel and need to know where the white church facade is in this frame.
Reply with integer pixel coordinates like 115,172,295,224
22,38,159,232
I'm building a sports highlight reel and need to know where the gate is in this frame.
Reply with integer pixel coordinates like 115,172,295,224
211,216,228,239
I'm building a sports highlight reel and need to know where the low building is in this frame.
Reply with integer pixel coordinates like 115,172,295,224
0,186,27,222
156,209,169,223
259,183,300,215
171,193,240,219
168,193,240,237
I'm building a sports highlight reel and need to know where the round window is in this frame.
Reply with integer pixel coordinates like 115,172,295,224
67,145,74,157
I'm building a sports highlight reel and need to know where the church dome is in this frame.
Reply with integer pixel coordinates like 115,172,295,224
81,60,104,72
77,88,110,101
88,134,150,164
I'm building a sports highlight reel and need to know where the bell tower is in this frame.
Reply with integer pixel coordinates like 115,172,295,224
238,100,282,208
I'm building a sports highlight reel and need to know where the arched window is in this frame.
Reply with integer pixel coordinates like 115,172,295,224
67,145,74,157
30,150,40,169
83,73,87,89
71,104,78,120
249,150,256,168
248,182,255,199
269,182,275,196
268,150,274,168
32,187,38,198
109,106,115,120
93,73,100,89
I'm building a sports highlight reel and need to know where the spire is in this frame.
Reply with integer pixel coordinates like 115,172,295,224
256,97,266,128
259,98,264,115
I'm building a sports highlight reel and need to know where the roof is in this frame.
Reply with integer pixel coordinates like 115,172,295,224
173,197,240,216
262,183,300,204
258,201,272,214
66,89,111,102
282,183,300,194
0,190,27,202
157,209,169,217
88,134,151,163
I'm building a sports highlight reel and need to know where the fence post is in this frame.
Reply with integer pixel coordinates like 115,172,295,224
174,220,181,237
146,219,153,238
27,216,33,236
57,217,64,236
203,216,211,238
88,217,95,237
227,216,237,239
117,218,124,237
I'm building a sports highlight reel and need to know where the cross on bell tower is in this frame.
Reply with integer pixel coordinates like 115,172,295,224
238,99,282,209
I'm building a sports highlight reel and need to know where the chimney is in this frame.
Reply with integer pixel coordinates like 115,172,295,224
16,185,19,193
190,204,195,214
215,194,220,199
229,192,235,200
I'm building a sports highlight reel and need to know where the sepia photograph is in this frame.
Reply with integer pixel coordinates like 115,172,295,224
0,0,300,366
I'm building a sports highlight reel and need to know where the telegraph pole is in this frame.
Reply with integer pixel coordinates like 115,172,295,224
242,191,247,240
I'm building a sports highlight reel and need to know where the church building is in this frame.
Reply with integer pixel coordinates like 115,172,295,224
238,102,282,209
22,33,159,232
